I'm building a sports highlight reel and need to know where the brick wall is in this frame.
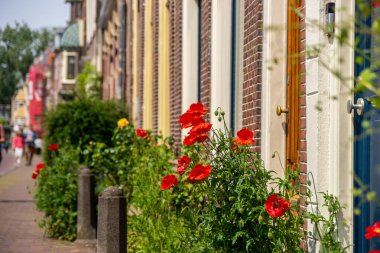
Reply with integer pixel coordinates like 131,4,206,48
299,0,307,241
169,0,183,151
200,0,212,121
152,0,160,134
126,0,134,116
242,0,263,153
137,0,145,128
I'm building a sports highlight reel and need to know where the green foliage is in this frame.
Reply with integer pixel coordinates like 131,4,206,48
306,192,348,253
87,124,205,252
34,147,80,241
43,98,128,163
0,23,52,104
77,63,101,99
171,127,305,252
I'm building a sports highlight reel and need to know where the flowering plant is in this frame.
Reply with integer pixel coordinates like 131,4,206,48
32,163,45,180
161,102,305,252
48,143,59,151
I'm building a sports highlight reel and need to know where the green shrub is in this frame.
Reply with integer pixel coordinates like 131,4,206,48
43,98,128,163
34,147,80,241
87,123,205,252
160,104,347,252
77,63,101,99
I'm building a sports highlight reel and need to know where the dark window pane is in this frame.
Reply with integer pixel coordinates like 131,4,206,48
67,56,76,79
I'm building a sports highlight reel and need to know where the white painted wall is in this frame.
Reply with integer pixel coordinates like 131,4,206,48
211,0,232,129
262,0,287,178
182,0,199,111
305,0,354,250
233,0,244,132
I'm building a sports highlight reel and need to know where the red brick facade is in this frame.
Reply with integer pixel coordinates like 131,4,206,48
152,0,160,134
299,0,307,211
242,0,263,153
100,1,120,101
169,0,183,150
126,0,134,116
199,0,212,121
103,1,307,193
137,0,145,128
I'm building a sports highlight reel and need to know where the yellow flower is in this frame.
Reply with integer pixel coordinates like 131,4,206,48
117,118,129,128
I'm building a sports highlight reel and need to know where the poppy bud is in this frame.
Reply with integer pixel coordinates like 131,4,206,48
214,110,219,116
268,231,273,239
218,116,222,122
258,215,263,223
221,111,225,116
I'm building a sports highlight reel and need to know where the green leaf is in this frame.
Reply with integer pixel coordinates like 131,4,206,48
366,191,377,201
353,188,363,197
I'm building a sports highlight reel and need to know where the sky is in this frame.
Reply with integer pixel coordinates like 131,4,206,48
0,0,70,30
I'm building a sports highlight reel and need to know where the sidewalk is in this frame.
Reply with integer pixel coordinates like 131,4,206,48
0,153,96,253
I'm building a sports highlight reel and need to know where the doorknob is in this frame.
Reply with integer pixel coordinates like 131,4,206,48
347,98,364,116
276,105,289,116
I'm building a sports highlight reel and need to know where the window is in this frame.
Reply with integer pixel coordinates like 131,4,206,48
231,0,244,133
67,55,76,80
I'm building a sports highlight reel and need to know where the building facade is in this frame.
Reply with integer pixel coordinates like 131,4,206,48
38,0,380,251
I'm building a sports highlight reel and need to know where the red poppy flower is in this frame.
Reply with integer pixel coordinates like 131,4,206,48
183,133,208,146
265,194,290,218
49,143,59,151
136,128,147,138
177,166,186,175
366,222,380,240
233,128,255,145
369,251,380,253
190,123,212,135
179,114,205,129
179,102,208,127
160,174,178,190
178,156,191,167
32,171,38,180
36,163,45,172
187,102,208,116
187,164,212,183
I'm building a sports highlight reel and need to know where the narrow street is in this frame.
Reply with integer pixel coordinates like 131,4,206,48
0,152,95,253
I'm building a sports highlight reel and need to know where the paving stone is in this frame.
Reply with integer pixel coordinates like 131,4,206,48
0,153,96,253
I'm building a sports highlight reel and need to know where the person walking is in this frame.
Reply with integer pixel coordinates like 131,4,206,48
12,131,24,165
24,127,36,166
0,122,4,164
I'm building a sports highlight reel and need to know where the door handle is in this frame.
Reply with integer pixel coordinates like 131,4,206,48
347,98,364,116
276,105,289,116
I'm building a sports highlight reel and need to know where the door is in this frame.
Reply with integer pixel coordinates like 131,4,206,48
276,0,301,167
354,1,380,252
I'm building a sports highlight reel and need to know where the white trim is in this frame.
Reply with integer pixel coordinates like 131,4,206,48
261,0,287,177
336,0,354,247
182,0,199,112
61,51,78,84
211,0,232,129
233,0,244,132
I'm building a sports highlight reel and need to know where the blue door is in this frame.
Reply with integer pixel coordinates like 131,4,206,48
354,1,380,252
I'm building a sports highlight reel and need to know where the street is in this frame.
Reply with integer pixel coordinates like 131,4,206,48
0,152,95,253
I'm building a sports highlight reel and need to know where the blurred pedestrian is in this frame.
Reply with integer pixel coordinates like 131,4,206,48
12,131,24,165
24,127,37,166
0,122,4,164
34,138,42,155
3,141,9,153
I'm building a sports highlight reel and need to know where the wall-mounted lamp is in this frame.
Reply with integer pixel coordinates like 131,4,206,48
325,2,335,37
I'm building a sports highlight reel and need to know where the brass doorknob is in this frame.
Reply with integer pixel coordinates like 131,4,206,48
276,106,289,116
